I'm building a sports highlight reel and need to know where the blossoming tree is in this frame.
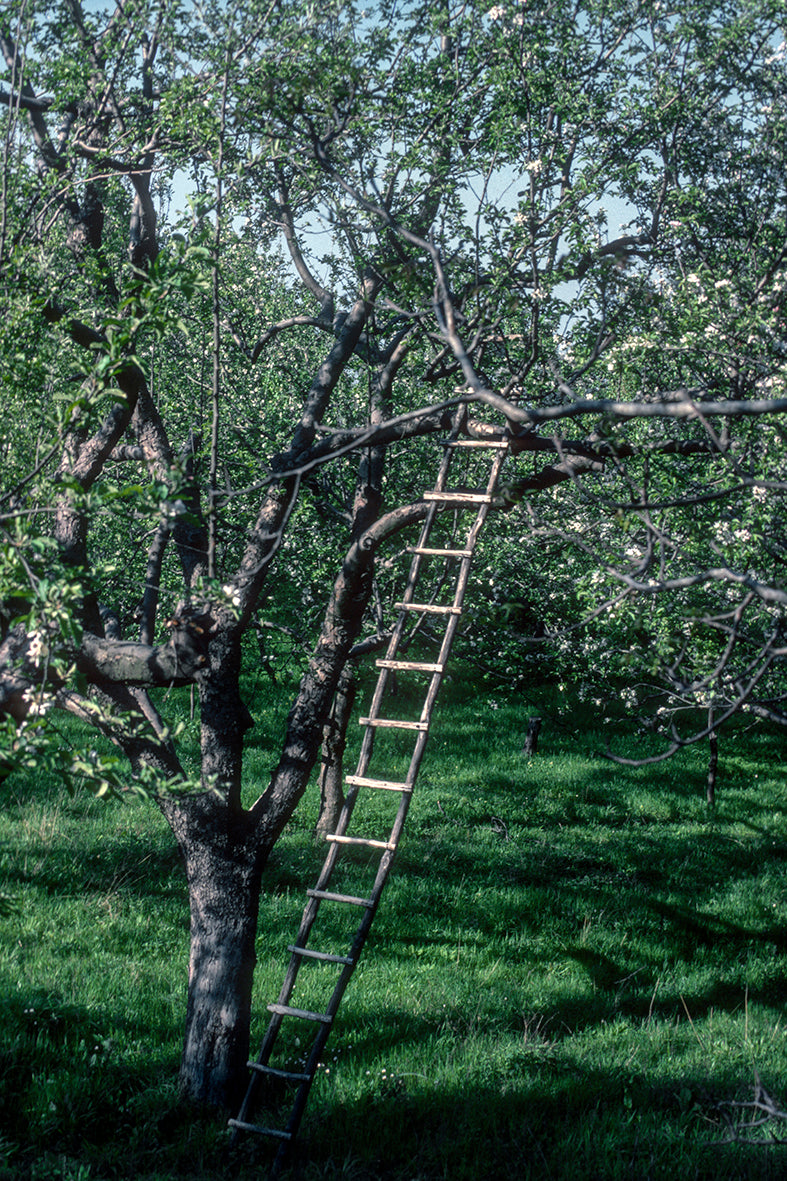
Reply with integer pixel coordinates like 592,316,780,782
1,0,786,1107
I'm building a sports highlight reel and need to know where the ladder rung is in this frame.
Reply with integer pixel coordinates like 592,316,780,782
376,658,444,672
228,1118,292,1141
423,491,493,504
288,944,354,965
359,716,429,731
307,888,375,907
267,1003,333,1024
247,1062,311,1082
345,775,413,792
394,602,462,615
325,834,396,851
407,546,473,558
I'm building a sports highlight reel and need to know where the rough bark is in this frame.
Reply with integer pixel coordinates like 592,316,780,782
707,723,718,807
159,794,262,1109
197,624,253,805
79,622,209,684
315,661,357,836
522,716,542,757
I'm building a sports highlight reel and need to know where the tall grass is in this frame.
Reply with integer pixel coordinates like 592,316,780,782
2,671,787,1178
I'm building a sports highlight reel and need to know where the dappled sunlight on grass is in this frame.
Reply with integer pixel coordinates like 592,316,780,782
3,675,787,1177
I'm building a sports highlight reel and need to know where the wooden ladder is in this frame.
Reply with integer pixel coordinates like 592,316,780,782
229,427,510,1174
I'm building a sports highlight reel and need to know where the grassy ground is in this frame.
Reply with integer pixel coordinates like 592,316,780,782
2,671,787,1179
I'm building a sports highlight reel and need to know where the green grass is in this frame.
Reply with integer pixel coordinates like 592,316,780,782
3,672,787,1178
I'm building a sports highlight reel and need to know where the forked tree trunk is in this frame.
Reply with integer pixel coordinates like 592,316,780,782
157,508,408,1107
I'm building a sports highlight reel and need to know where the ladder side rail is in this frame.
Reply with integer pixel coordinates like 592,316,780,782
264,642,430,978
392,499,442,610
445,444,508,610
233,880,336,1117
459,443,508,551
259,669,432,984
233,840,390,1139
435,441,509,626
382,480,505,811
245,593,459,1096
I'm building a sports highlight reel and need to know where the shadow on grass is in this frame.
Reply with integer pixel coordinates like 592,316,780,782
5,689,787,1178
0,986,182,1153
242,1028,787,1181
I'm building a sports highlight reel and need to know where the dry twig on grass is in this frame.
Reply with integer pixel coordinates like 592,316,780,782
713,1072,787,1146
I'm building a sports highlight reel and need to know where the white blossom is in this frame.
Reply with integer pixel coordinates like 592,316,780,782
27,631,49,668
222,584,243,608
22,688,53,718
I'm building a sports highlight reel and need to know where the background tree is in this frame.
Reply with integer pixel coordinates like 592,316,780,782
1,0,786,1110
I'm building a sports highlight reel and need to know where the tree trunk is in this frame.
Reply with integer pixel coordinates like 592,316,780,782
315,661,357,836
707,728,718,807
522,715,542,757
165,795,264,1109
